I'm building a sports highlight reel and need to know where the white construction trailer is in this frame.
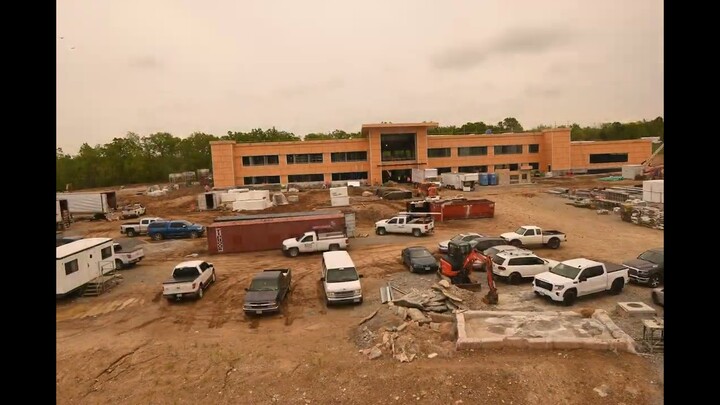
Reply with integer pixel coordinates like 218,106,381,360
56,191,118,218
440,172,479,191
56,237,116,297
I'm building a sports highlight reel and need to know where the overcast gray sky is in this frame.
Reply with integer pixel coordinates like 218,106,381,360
56,0,663,154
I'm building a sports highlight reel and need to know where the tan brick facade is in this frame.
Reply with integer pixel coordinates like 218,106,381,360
210,122,653,187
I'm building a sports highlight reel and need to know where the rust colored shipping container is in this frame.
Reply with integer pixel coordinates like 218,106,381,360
430,199,495,221
206,213,346,254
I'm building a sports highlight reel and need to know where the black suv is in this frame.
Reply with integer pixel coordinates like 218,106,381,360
623,248,664,287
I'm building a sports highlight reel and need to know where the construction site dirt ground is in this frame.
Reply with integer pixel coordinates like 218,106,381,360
57,178,665,405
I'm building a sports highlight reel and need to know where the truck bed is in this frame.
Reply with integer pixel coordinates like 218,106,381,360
601,262,628,273
162,276,198,285
544,230,565,235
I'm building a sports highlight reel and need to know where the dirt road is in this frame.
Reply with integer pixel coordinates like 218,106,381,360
57,182,664,404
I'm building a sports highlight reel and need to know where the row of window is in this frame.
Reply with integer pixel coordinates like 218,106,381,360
242,151,369,166
243,172,369,184
429,144,539,158
589,153,628,164
435,163,540,174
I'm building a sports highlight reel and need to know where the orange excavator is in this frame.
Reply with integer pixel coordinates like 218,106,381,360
439,241,498,305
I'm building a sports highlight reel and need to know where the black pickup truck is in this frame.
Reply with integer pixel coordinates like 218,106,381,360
243,269,292,315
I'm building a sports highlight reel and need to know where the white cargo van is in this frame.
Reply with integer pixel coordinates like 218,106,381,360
321,251,363,305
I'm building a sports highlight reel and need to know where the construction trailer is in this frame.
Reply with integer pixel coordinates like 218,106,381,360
411,168,440,184
440,173,479,191
56,191,118,218
56,199,71,230
207,212,347,254
197,192,222,211
406,198,495,221
56,237,116,297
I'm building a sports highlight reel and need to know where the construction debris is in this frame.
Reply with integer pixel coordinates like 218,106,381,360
358,308,380,326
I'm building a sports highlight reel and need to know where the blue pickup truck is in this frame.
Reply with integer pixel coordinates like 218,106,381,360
147,220,205,241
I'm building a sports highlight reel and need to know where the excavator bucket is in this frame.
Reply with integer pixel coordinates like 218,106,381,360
482,289,499,305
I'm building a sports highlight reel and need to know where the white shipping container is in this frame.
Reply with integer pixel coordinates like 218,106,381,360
651,180,664,193
331,196,350,207
643,190,653,202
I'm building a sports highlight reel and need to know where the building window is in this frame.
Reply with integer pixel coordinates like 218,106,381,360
241,155,279,166
458,146,488,156
494,164,508,170
509,163,519,171
428,148,451,158
437,167,452,174
101,246,112,259
64,259,79,275
589,153,629,164
332,172,368,181
381,133,416,161
494,145,523,155
528,144,539,153
459,165,488,173
331,151,367,162
529,162,540,170
244,176,281,185
288,174,324,183
287,153,323,164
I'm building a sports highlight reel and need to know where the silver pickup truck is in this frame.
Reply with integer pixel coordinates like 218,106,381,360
120,217,163,237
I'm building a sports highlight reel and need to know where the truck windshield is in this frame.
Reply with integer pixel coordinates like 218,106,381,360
326,268,358,283
172,267,199,279
249,279,278,291
515,227,527,235
550,263,581,279
638,250,663,264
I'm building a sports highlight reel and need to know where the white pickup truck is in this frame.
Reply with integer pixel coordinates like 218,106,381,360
120,217,163,237
119,203,146,219
375,215,434,237
533,258,629,306
282,230,348,257
162,260,217,301
501,225,567,249
113,243,144,269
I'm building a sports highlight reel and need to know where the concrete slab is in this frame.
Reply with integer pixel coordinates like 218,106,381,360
617,302,657,317
456,310,636,353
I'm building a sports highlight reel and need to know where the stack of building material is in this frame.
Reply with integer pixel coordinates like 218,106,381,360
630,206,664,230
642,180,664,204
231,189,273,211
330,186,349,207
622,165,644,180
272,192,289,206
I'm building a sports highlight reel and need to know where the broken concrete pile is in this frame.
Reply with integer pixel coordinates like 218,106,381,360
391,280,474,314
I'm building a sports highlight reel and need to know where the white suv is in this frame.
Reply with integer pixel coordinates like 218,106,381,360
491,250,558,285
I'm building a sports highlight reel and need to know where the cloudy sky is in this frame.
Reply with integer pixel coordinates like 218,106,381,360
57,0,663,154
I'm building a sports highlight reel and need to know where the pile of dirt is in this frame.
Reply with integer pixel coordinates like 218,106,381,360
352,201,405,227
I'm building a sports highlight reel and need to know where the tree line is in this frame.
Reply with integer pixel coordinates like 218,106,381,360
56,117,663,190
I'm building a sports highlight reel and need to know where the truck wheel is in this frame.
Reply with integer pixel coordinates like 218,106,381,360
211,271,216,283
289,248,299,257
508,272,521,285
609,279,624,295
114,259,124,270
329,244,340,251
190,231,199,239
126,229,136,237
377,227,387,235
151,233,163,241
648,274,661,288
510,239,522,247
197,285,204,299
412,229,421,237
547,238,560,249
563,290,577,306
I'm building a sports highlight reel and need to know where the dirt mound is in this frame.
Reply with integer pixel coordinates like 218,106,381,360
352,201,405,227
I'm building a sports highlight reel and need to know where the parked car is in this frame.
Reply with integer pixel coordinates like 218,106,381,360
500,225,567,249
375,215,434,237
282,230,348,257
401,246,439,273
120,217,163,237
623,247,664,287
162,260,216,301
491,250,559,284
147,220,205,241
651,287,664,306
438,233,484,253
243,269,292,315
321,251,363,305
475,245,532,271
533,258,629,306
472,237,509,253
